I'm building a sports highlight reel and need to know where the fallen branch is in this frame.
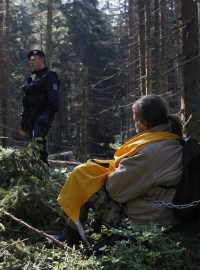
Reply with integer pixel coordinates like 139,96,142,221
49,160,81,168
1,210,70,251
48,151,75,161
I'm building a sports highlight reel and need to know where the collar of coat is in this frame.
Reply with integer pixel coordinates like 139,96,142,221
114,129,180,167
32,67,48,77
141,123,173,133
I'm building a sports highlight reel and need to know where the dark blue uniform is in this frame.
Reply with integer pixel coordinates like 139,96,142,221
21,67,59,163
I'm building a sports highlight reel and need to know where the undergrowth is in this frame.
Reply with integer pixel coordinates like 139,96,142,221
1,221,200,270
0,147,200,269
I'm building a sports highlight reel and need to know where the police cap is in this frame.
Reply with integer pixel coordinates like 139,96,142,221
27,50,45,60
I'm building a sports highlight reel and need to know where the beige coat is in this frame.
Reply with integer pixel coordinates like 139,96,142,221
106,125,183,226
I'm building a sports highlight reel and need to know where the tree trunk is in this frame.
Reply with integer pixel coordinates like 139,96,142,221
128,0,136,96
198,3,200,50
145,0,152,94
80,68,89,162
127,0,137,138
46,0,53,68
160,0,168,93
173,0,183,94
0,0,11,146
46,0,62,152
180,0,200,138
138,0,147,95
153,0,161,92
0,0,3,141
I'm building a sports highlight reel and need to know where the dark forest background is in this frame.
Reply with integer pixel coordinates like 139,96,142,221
0,0,200,161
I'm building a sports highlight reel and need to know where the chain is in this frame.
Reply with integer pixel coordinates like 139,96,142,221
144,198,200,209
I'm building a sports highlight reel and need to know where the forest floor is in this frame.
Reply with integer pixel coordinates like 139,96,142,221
0,146,200,270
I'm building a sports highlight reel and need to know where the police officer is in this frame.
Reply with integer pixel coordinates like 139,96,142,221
19,49,59,164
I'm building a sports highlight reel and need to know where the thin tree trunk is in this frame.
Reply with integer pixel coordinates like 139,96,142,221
81,68,89,162
153,0,161,92
160,0,168,92
128,0,136,96
138,0,147,95
145,0,152,94
46,0,53,68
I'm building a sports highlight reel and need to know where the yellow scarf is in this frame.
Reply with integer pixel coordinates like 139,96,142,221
57,131,179,222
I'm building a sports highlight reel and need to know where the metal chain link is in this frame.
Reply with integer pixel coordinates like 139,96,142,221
144,198,200,209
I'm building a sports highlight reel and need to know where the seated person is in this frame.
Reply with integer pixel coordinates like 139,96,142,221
57,94,183,244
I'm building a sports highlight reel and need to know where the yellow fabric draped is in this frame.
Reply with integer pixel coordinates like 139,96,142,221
57,131,180,222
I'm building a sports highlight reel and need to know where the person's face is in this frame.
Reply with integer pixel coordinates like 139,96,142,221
133,114,149,133
29,55,44,71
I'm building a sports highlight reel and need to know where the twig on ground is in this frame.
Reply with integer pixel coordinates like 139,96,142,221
1,209,71,251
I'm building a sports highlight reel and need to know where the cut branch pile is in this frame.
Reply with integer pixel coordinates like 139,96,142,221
0,146,70,240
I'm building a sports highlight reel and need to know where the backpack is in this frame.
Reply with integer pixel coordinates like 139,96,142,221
172,136,200,220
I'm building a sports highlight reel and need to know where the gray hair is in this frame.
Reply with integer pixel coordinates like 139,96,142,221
132,94,182,135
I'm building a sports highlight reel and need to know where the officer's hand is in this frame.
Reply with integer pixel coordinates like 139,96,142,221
34,137,44,144
22,83,35,93
18,128,28,138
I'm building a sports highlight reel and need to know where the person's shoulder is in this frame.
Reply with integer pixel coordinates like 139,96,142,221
141,140,182,154
47,71,60,90
48,70,59,79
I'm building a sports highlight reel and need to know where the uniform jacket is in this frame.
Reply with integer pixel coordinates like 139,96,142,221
106,124,183,226
21,67,59,137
